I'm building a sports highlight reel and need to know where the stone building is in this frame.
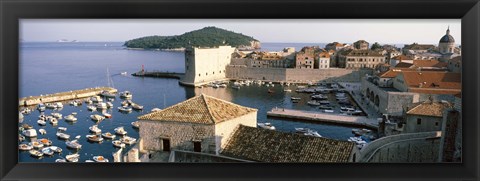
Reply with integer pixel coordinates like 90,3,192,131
295,46,317,69
180,46,236,86
136,94,257,157
353,40,369,50
392,71,461,95
314,51,330,69
339,49,386,69
390,55,413,67
221,125,358,162
438,27,455,54
325,42,346,51
447,56,461,73
404,100,452,133
402,43,436,55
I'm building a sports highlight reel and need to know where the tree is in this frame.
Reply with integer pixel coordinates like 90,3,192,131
370,42,382,50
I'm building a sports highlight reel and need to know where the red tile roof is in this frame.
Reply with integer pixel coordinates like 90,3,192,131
407,101,452,117
401,72,461,95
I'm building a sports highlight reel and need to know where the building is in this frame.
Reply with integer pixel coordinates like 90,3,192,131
402,43,436,55
438,27,455,54
353,40,369,50
136,94,257,157
295,46,317,69
390,55,413,67
315,51,330,69
325,42,346,51
405,100,452,133
447,56,461,73
180,46,236,86
395,59,448,71
340,49,386,69
221,125,358,162
393,71,461,95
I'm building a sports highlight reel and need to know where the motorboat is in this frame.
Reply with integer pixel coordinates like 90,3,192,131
114,127,127,135
22,123,33,130
55,102,64,108
69,100,81,106
304,131,322,137
90,114,105,122
96,102,108,109
38,114,46,120
56,132,70,140
319,105,334,110
49,118,58,125
29,141,44,149
87,105,97,111
219,84,227,88
101,132,116,139
41,147,55,156
121,136,137,145
231,85,241,90
58,127,67,132
106,102,114,108
64,114,77,122
118,106,132,113
55,159,67,162
65,140,82,149
120,72,128,75
86,134,104,142
37,119,47,126
311,94,328,100
91,96,103,103
151,108,162,112
66,153,80,162
19,134,25,142
212,84,219,88
39,129,47,135
121,100,129,106
257,123,276,130
102,112,112,118
112,140,125,148
19,112,24,120
45,103,56,109
295,128,322,137
47,146,62,153
307,100,321,106
324,109,335,113
89,125,102,134
100,90,116,98
120,91,132,99
290,97,301,100
131,121,140,129
85,99,93,104
283,89,292,92
22,129,37,138
18,143,33,151
29,150,43,158
93,156,109,162
131,103,144,110
37,103,46,111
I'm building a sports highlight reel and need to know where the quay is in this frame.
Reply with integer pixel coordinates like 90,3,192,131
19,87,117,107
132,70,184,79
267,108,379,130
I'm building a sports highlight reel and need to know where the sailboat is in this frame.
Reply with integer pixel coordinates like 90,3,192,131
101,68,116,98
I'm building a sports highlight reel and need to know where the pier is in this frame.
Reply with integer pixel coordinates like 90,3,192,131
267,108,379,129
19,87,117,107
132,70,184,79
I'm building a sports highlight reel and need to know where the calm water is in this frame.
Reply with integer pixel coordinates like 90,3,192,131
19,42,363,162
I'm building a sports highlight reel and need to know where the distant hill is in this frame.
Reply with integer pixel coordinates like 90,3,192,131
124,26,261,50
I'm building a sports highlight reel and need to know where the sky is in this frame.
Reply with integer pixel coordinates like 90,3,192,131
20,19,461,44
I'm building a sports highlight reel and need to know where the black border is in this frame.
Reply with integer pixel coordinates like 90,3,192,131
1,0,479,181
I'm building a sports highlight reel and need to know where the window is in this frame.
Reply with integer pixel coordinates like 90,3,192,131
198,74,201,77
435,122,439,126
213,72,215,75
417,118,422,125
193,141,201,152
206,73,208,76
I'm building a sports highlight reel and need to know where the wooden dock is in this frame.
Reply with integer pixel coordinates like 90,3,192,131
19,87,117,107
132,71,184,79
267,108,379,129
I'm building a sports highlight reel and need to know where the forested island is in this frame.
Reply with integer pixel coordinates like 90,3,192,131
124,26,261,50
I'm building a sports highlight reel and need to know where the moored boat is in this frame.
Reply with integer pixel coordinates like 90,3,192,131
102,112,112,118
307,100,321,106
131,121,140,129
58,127,67,132
29,141,44,149
257,123,276,130
37,119,47,126
101,132,116,139
22,129,37,138
87,105,97,111
66,153,80,162
39,129,47,135
18,143,33,151
114,127,127,135
100,90,116,98
55,159,67,162
112,140,125,148
65,140,82,149
131,103,144,110
64,114,77,122
120,136,136,145
41,147,55,156
89,125,102,134
90,114,105,122
120,91,132,99
96,102,108,109
86,134,104,142
118,106,132,113
56,132,70,140
29,150,43,158
93,156,109,162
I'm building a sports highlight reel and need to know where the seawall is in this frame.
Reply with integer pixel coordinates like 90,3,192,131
19,87,117,106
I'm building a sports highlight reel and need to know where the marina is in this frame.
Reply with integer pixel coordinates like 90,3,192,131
19,87,117,107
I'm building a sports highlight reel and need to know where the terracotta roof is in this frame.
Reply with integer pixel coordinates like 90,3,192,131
137,94,257,124
412,60,448,68
378,68,412,78
392,55,412,60
317,51,330,58
403,43,435,50
345,49,383,57
407,101,452,117
400,72,461,94
395,62,414,68
221,125,355,163
449,56,461,63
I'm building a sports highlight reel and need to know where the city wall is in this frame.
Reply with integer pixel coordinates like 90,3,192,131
19,87,117,106
226,66,372,83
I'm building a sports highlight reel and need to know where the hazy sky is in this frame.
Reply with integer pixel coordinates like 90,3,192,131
20,19,461,44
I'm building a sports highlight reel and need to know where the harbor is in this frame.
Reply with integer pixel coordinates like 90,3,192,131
19,87,117,107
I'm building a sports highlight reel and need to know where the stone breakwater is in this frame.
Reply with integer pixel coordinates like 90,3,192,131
19,87,117,106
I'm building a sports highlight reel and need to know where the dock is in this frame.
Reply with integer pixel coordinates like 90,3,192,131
132,70,184,79
267,108,379,129
19,87,117,107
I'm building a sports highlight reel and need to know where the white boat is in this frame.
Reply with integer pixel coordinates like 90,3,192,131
29,150,43,158
106,102,114,108
231,85,241,90
118,106,132,112
66,153,80,162
219,84,227,88
151,108,162,112
324,109,335,113
37,119,46,126
257,123,276,130
65,140,82,149
64,114,77,122
283,89,292,92
49,118,58,125
85,99,93,104
120,91,132,99
112,140,125,148
89,125,102,134
55,159,67,162
45,103,56,109
37,104,46,111
19,134,25,142
18,143,33,151
96,102,108,109
114,127,127,135
100,90,116,98
22,129,37,138
39,129,47,135
120,72,127,75
29,141,44,149
85,160,95,162
93,156,109,162
86,134,104,142
101,132,116,139
291,97,301,100
19,112,24,120
38,138,52,146
131,103,143,110
47,146,62,153
121,136,136,145
307,101,321,106
212,84,219,88
295,128,322,137
90,114,105,122
58,127,67,132
41,147,55,156
91,96,103,103
102,112,112,118
55,102,64,108
87,105,97,111
69,100,80,106
56,132,70,140
131,121,140,129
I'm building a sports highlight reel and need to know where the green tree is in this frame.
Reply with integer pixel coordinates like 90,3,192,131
371,42,382,50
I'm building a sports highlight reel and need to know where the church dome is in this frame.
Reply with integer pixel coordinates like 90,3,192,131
439,27,455,43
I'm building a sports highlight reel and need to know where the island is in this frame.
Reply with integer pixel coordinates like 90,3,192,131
123,26,261,51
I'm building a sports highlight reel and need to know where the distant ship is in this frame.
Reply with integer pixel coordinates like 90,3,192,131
56,39,78,43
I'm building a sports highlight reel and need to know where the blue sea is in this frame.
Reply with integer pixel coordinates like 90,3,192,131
19,42,364,162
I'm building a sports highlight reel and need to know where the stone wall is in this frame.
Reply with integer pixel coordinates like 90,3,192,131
215,112,257,149
170,150,250,162
138,120,216,153
226,66,286,82
405,115,443,133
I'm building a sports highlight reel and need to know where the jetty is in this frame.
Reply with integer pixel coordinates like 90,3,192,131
19,87,117,107
131,70,184,79
267,108,379,129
